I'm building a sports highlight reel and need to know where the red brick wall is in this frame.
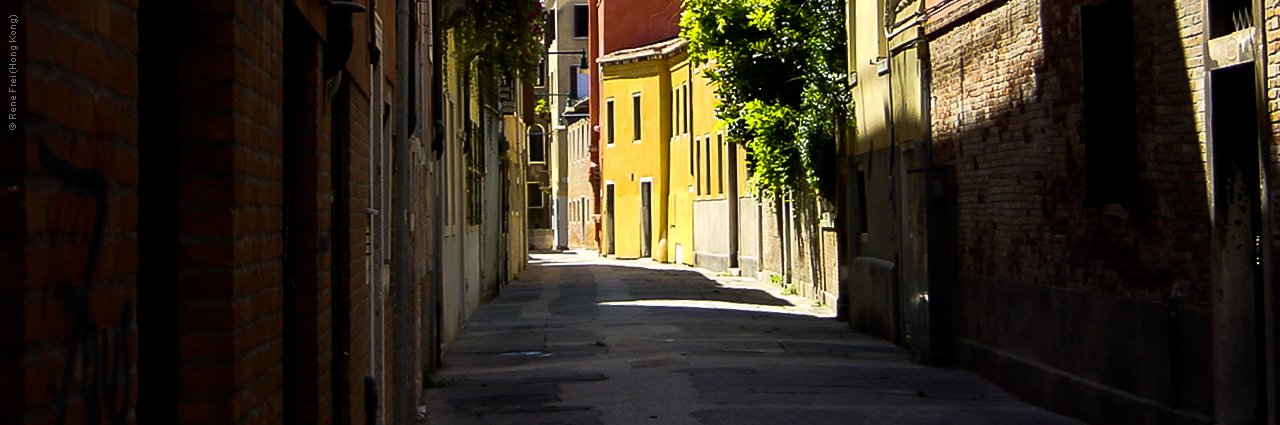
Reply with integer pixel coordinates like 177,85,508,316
599,0,681,54
337,82,372,425
928,0,1210,306
0,1,140,424
4,0,428,423
788,194,841,307
926,0,1218,420
177,1,289,423
286,29,336,425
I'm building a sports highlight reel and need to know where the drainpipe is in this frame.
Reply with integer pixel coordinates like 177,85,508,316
430,0,445,371
393,0,411,423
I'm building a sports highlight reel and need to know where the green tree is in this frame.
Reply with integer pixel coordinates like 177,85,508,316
680,0,851,200
447,0,546,83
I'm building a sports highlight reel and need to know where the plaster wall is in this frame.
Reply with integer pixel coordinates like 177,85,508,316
600,58,672,260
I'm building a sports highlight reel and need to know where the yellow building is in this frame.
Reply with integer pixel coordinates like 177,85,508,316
597,38,685,261
597,37,759,271
666,48,695,266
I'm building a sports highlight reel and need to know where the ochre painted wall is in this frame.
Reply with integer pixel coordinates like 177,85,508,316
600,58,672,260
667,55,696,265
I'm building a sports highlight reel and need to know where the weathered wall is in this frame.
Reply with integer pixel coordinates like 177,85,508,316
757,194,839,307
788,194,840,308
3,0,516,424
597,0,681,54
693,198,730,270
737,196,762,277
927,0,1214,420
1260,0,1280,420
567,117,597,250
1,1,141,424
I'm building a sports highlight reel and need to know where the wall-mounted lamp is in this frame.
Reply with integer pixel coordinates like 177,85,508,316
324,1,369,80
547,50,589,68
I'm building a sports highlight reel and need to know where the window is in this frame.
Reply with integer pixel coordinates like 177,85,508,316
528,183,545,208
689,134,695,175
569,65,589,100
544,10,555,46
573,4,589,38
575,66,590,100
632,93,641,142
684,84,692,135
606,98,615,146
706,136,716,192
856,165,868,235
672,87,680,138
675,87,683,136
717,133,724,194
536,58,547,87
529,130,546,162
695,137,702,195
1080,0,1137,205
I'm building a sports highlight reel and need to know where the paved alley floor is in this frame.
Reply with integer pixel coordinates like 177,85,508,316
423,252,1083,425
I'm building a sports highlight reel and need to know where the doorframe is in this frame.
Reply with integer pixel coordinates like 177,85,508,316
1201,0,1273,419
640,177,653,259
605,180,616,255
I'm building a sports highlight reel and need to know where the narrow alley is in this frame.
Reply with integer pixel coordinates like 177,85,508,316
423,253,1082,425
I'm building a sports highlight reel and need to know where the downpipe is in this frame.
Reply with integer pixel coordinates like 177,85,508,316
393,0,412,424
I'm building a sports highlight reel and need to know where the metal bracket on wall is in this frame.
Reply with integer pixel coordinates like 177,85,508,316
1206,27,1255,71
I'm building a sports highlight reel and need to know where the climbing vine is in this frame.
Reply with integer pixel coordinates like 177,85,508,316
680,0,851,200
447,0,546,83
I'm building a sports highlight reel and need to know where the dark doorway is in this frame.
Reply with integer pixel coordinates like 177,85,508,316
282,5,311,423
137,0,181,421
640,181,652,258
330,70,352,425
1207,60,1266,425
606,184,616,255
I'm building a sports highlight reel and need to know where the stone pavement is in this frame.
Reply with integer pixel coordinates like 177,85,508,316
422,252,1083,425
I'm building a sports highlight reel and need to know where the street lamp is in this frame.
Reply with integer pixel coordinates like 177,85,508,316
546,50,589,69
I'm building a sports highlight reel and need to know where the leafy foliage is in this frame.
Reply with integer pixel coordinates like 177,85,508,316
447,0,546,83
680,0,851,200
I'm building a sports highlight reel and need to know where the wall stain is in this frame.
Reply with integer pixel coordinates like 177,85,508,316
39,140,133,425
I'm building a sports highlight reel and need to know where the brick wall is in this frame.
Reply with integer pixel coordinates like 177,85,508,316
927,0,1216,421
336,79,372,425
1268,0,1280,290
756,194,840,307
929,0,1210,306
0,1,140,424
788,193,840,307
177,1,289,423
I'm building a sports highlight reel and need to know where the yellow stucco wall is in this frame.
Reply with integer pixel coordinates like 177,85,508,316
601,57,672,260
688,62,733,202
667,55,696,265
664,56,749,266
847,0,927,156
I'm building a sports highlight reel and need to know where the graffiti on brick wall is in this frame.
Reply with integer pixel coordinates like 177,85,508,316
38,141,133,425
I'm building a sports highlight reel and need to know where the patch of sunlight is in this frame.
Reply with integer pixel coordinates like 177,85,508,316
599,299,835,318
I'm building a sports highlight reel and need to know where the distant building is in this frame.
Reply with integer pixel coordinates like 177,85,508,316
588,0,682,252
598,37,683,259
566,98,597,250
546,0,593,251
